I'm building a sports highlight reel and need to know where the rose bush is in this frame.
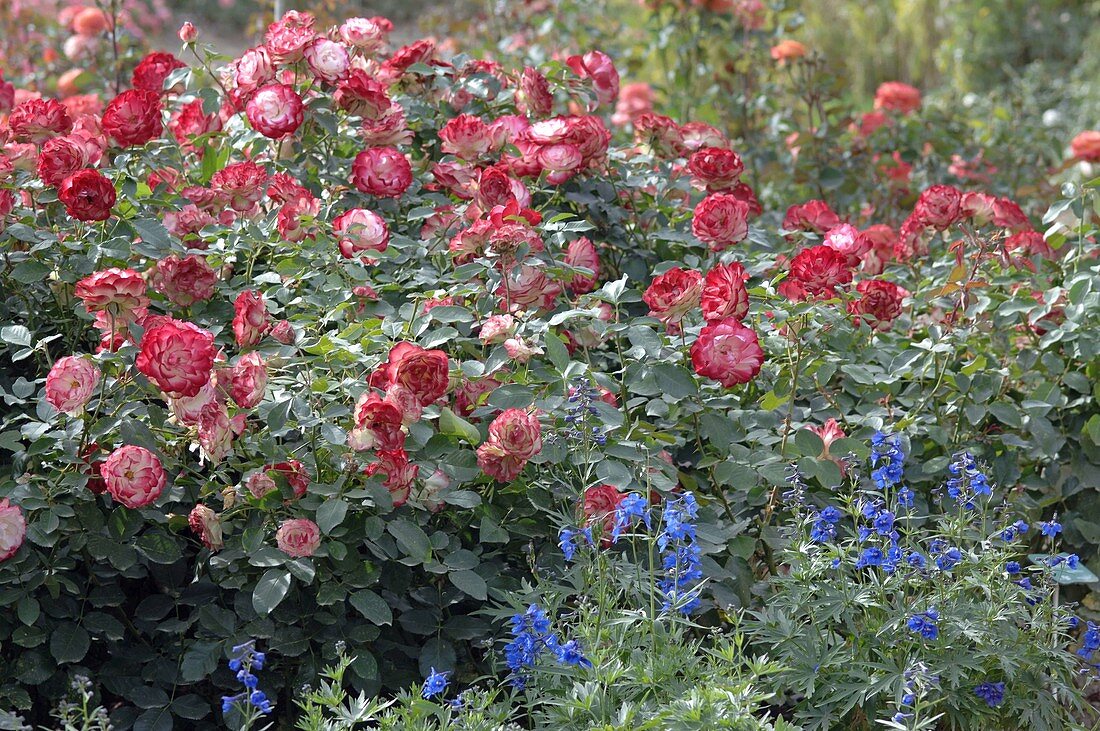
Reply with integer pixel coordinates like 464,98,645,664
0,2,1098,729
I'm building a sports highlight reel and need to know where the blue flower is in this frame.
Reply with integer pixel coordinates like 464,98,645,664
553,639,592,668
422,668,449,699
1067,554,1080,569
906,610,939,640
935,547,962,571
558,527,578,561
974,681,1005,708
1040,520,1062,537
221,640,273,716
1005,561,1021,575
611,493,651,542
856,546,884,568
819,506,842,524
873,510,895,535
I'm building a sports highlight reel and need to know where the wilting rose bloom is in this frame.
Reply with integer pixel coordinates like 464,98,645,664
633,113,686,157
349,391,406,451
480,314,516,344
75,268,149,318
680,122,727,152
518,67,553,117
352,147,413,198
102,90,162,147
150,254,218,307
365,449,418,506
991,197,1029,232
188,504,223,550
169,378,217,426
643,267,703,330
211,160,269,212
264,10,317,64
503,337,543,362
770,39,807,63
8,98,73,143
339,16,393,53
164,204,215,240
132,52,186,93
564,237,600,293
136,319,216,397
334,208,389,261
440,114,495,160
780,245,852,301
782,199,841,234
246,84,304,138
45,356,100,414
690,318,764,387
822,223,871,268
848,279,908,331
233,290,270,348
229,352,267,409
496,264,562,312
913,184,962,229
692,193,750,250
276,518,321,557
687,147,744,190
247,471,277,498
701,262,749,322
304,38,350,83
0,499,25,562
1070,130,1100,162
268,460,311,498
36,135,88,186
59,168,116,221
101,445,166,509
270,320,296,344
566,50,620,107
874,82,921,114
454,377,500,418
198,402,245,464
961,191,996,224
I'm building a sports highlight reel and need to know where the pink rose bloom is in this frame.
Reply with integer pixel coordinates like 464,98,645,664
782,199,841,234
690,318,764,388
101,445,166,508
912,184,962,230
517,67,553,118
822,223,872,268
612,82,654,126
848,279,908,331
564,237,600,294
503,337,543,362
376,342,450,407
150,254,218,307
229,352,267,409
45,355,100,414
246,84,304,139
232,47,274,94
233,290,271,348
304,38,350,83
198,402,245,464
334,208,389,261
339,16,393,53
384,383,423,425
8,98,73,143
349,391,405,451
169,379,217,426
809,418,846,458
536,143,583,184
874,81,921,114
701,261,749,323
566,50,620,108
276,518,321,557
136,318,216,397
480,314,516,344
439,114,495,160
101,89,163,148
680,122,728,152
351,147,413,198
643,267,703,330
365,449,418,506
687,147,744,191
0,499,26,562
264,10,317,64
211,160,269,212
1070,130,1100,163
692,193,750,250
164,204,216,240
75,268,149,321
178,22,197,43
488,408,542,460
36,135,88,187
188,504,223,550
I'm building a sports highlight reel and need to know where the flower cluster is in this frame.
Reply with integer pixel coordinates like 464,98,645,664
943,452,992,509
502,604,590,689
220,640,273,717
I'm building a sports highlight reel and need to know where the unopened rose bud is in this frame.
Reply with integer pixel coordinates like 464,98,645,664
178,22,197,44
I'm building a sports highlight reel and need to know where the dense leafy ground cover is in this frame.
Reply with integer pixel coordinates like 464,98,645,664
0,1,1099,729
